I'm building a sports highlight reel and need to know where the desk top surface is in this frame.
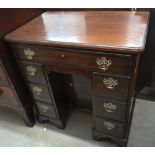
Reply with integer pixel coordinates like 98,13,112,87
5,11,149,53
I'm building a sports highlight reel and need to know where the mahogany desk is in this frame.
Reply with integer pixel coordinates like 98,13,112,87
5,11,149,146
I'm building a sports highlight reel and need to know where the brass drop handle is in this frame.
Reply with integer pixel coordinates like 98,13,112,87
24,48,35,60
103,77,119,90
26,65,37,76
104,121,115,130
96,57,112,71
32,86,42,95
103,102,117,113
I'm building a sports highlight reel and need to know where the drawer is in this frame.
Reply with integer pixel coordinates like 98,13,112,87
19,61,47,85
12,44,133,75
93,97,126,122
27,83,52,104
0,86,18,106
94,117,125,138
36,101,58,119
93,73,130,101
0,61,10,87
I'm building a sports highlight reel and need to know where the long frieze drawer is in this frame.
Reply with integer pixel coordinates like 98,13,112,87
0,86,19,106
93,73,130,101
11,44,133,75
93,97,126,122
27,83,52,104
94,117,125,138
36,101,58,119
18,61,47,85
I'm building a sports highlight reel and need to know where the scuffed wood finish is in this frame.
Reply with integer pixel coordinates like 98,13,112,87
5,11,149,53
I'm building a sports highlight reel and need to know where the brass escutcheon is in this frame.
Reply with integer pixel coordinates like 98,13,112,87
104,121,115,130
26,65,37,76
40,105,48,113
96,57,112,71
32,86,42,95
103,102,117,113
103,77,119,89
24,48,35,60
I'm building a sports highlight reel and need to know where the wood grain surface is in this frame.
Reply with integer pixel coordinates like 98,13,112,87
5,11,149,53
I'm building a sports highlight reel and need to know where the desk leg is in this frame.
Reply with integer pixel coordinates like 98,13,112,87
17,107,35,127
36,114,65,129
92,128,128,147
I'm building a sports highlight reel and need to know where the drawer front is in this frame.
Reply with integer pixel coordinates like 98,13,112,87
0,86,18,106
0,62,10,87
94,117,125,138
36,101,58,119
93,97,126,122
12,44,132,75
93,73,130,101
19,61,47,85
27,83,52,104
